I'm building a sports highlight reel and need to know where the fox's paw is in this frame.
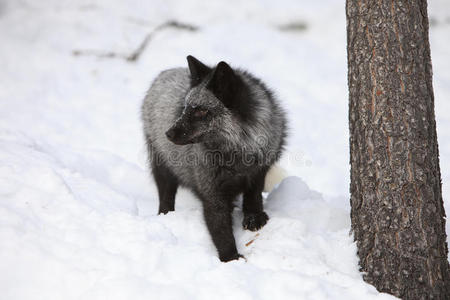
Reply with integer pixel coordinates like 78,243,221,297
158,207,174,215
243,211,269,231
220,252,245,262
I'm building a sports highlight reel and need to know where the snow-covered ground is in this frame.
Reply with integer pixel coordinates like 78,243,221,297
0,0,448,299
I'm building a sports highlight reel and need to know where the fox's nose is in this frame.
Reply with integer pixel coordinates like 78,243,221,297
165,128,176,140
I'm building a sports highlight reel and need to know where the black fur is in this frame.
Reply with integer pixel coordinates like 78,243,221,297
193,165,270,261
152,158,179,215
187,55,211,86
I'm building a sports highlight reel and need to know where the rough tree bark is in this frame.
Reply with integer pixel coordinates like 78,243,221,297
347,0,450,298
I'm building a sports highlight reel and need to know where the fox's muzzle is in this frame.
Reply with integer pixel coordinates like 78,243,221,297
165,123,195,145
166,127,185,145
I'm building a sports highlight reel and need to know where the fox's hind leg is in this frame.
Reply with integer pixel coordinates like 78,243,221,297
242,168,269,231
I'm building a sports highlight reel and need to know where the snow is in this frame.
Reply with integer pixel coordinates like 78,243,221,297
0,0,448,299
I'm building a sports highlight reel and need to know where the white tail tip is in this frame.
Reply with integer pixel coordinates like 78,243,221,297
264,164,288,193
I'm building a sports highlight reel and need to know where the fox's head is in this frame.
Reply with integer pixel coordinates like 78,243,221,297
166,55,249,146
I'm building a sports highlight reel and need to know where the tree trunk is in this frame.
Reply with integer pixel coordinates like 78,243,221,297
346,0,450,298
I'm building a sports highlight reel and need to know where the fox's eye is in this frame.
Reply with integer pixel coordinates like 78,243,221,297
194,109,208,118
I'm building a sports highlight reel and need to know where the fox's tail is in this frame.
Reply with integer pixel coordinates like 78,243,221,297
264,164,288,192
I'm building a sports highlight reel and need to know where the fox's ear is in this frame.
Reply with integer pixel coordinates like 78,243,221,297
187,55,211,86
207,61,237,108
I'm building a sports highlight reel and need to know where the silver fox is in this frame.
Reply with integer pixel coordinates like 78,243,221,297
141,56,287,261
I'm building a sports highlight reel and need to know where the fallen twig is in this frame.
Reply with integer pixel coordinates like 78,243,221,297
73,20,198,62
245,233,260,247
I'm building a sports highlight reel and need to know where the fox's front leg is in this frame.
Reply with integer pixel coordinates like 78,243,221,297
242,169,269,231
202,197,242,262
151,159,178,215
